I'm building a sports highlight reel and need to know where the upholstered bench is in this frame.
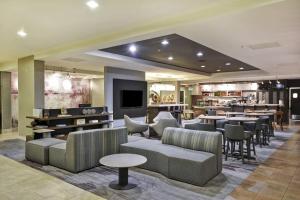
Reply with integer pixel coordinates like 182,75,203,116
25,138,65,165
121,127,222,186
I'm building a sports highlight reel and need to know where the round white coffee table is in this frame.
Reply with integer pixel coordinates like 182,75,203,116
99,153,147,190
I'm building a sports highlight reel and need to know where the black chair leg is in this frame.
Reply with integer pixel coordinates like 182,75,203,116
240,141,244,163
225,140,229,161
252,136,256,156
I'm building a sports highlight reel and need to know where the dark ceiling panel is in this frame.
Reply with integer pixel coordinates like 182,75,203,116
99,34,259,73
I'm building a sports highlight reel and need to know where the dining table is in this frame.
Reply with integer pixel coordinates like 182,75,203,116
197,115,227,127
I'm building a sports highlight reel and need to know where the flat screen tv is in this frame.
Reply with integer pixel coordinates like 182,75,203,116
121,90,143,108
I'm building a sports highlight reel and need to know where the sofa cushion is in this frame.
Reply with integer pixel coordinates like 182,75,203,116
120,139,217,186
162,127,220,154
120,139,169,176
49,142,66,169
25,138,65,165
161,127,222,173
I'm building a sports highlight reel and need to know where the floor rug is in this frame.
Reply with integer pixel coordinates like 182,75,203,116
0,130,294,200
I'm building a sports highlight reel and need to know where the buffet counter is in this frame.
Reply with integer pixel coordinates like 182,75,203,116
192,104,283,117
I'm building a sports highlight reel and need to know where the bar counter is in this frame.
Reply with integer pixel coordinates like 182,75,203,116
147,104,187,123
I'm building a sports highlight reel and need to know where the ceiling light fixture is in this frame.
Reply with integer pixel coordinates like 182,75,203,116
17,29,27,38
161,40,169,45
201,65,205,68
128,44,137,53
240,67,244,70
168,56,173,60
86,0,99,9
197,52,203,57
225,62,231,66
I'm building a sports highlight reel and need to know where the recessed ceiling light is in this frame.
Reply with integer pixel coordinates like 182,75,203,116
225,62,231,66
216,69,221,72
161,40,169,45
86,0,99,9
197,52,203,57
240,67,244,70
201,65,205,68
128,44,137,53
168,56,173,60
17,29,27,38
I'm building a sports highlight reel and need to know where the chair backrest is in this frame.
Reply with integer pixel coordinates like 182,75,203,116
184,123,216,132
152,118,179,137
65,127,128,172
207,110,217,116
216,119,229,128
259,116,270,124
153,111,175,123
243,121,256,132
224,124,245,140
162,127,222,173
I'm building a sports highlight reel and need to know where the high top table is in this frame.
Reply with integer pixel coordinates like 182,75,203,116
197,115,226,127
226,117,258,125
99,153,147,190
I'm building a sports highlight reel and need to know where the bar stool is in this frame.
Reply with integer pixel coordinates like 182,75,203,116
207,110,216,116
243,122,256,156
255,117,269,147
216,119,229,153
224,124,250,163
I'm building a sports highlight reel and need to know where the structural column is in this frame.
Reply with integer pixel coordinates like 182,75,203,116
0,72,12,133
18,56,45,136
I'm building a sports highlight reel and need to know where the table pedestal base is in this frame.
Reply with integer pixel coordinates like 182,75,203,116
109,168,137,190
109,181,137,190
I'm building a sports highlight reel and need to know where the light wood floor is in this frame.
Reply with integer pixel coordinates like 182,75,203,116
0,155,104,200
0,131,104,200
227,128,300,200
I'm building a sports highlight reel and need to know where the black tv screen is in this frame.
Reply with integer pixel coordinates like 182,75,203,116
121,90,143,108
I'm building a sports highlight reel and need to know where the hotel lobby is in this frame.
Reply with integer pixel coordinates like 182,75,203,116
0,0,300,200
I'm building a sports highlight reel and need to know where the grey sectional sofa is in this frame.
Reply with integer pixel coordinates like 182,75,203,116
26,127,128,173
120,127,222,186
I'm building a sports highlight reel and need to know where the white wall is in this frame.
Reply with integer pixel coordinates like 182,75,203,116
91,78,104,107
104,67,145,127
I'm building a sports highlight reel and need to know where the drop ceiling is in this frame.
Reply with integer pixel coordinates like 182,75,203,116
99,34,259,74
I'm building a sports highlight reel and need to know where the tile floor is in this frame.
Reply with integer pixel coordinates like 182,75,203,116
0,155,104,200
227,128,300,200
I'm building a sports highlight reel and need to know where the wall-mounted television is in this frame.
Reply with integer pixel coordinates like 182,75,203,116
121,90,143,108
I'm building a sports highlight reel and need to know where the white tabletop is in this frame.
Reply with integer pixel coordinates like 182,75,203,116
227,117,258,121
33,129,55,133
148,104,188,107
222,112,245,116
99,153,147,168
198,116,226,120
245,113,274,116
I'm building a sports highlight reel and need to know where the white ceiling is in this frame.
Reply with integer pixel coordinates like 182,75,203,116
1,0,299,82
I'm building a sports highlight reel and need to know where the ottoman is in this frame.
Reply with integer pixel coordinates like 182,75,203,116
25,138,65,165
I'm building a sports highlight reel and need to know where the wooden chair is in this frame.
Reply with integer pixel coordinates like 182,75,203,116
275,111,284,131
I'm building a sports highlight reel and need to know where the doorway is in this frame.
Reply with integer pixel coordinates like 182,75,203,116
289,87,300,118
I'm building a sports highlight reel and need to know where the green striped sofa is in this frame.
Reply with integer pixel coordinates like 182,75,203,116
48,127,128,173
120,127,222,186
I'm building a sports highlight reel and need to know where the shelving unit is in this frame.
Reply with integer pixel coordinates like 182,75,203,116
26,107,113,139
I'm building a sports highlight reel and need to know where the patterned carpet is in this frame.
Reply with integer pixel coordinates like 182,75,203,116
0,130,294,200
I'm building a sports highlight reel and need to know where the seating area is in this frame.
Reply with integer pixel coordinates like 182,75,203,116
1,1,300,200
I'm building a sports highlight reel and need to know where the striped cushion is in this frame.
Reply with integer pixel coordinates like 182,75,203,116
65,127,128,172
162,127,220,155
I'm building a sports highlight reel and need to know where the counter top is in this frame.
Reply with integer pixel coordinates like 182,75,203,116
148,104,188,107
193,104,282,109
